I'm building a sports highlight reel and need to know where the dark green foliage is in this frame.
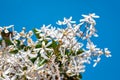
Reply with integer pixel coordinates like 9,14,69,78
16,40,21,46
29,52,40,63
1,31,13,46
9,49,18,54
24,46,31,51
78,73,82,79
33,28,41,39
29,57,37,63
23,66,27,71
14,40,26,50
19,45,26,50
4,39,13,46
0,40,2,45
76,49,84,55
47,39,58,49
47,39,60,55
65,49,84,56
22,75,28,80
38,59,48,66
65,49,72,56
35,41,42,48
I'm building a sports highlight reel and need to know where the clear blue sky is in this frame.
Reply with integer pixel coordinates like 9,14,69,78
0,0,119,80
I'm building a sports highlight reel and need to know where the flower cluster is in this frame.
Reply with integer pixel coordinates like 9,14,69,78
0,13,111,80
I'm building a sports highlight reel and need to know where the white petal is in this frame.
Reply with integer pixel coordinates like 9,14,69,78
82,14,88,17
56,20,63,25
42,41,45,47
28,53,38,58
4,68,14,74
5,25,14,29
46,41,52,47
37,64,47,71
69,16,72,21
106,54,112,57
46,24,51,28
70,21,76,23
80,19,86,22
93,33,99,37
26,75,33,79
40,50,49,59
79,69,85,72
4,30,9,33
93,15,100,18
93,62,97,67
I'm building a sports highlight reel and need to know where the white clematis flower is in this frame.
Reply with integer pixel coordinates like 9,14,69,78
80,13,99,24
104,48,112,57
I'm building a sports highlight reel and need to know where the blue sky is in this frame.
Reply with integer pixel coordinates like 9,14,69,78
0,0,119,80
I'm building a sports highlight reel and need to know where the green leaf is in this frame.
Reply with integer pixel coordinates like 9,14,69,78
9,49,18,54
16,40,21,46
22,75,27,80
23,66,27,71
65,49,71,56
33,28,41,39
48,39,60,55
29,52,40,63
78,73,82,79
46,51,53,58
30,57,37,63
4,39,13,46
52,40,58,49
35,41,42,48
44,39,49,44
76,49,84,55
48,39,58,49
38,59,47,66
18,44,26,50
0,40,2,45
24,46,31,51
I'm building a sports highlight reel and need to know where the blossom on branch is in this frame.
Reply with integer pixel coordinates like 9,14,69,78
0,13,111,80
